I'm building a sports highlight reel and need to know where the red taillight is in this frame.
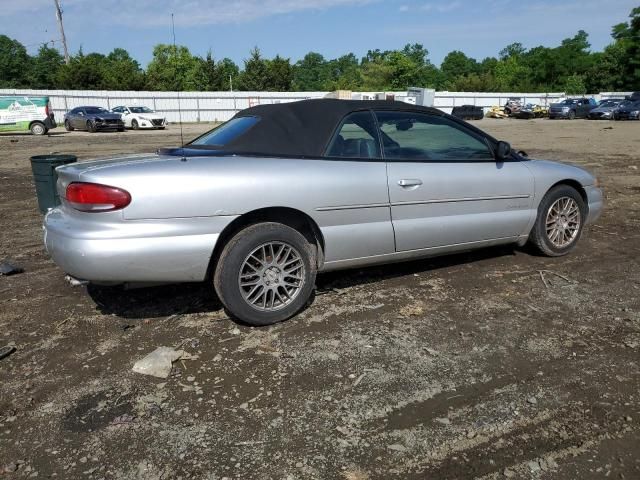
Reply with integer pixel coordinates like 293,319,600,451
45,103,50,116
66,182,131,212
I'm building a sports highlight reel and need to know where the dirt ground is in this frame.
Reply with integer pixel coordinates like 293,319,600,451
1,119,639,479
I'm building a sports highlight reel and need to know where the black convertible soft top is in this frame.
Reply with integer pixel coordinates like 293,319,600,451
161,99,497,158
224,99,444,157
180,99,446,158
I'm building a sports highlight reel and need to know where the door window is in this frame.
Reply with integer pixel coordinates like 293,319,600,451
375,111,494,161
325,111,381,159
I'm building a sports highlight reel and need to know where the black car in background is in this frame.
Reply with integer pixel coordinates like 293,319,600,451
614,100,640,120
64,106,125,132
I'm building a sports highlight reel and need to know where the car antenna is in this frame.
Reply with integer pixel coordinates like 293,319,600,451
171,13,186,161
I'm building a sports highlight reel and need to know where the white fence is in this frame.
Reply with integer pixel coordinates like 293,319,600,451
0,88,632,122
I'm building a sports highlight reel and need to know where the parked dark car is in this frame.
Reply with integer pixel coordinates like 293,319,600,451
451,105,484,120
64,106,125,132
613,100,640,120
626,92,640,102
549,98,597,119
588,100,623,120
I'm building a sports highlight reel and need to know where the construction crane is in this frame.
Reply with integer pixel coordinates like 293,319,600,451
53,0,70,64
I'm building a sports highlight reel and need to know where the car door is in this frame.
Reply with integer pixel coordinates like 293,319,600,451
376,110,535,252
119,107,131,127
318,110,395,262
72,108,85,129
577,99,589,117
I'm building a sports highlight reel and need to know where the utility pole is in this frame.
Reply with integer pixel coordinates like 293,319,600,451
53,0,70,64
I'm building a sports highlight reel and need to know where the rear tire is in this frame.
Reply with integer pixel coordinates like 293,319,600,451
30,122,46,135
214,222,317,326
64,120,74,131
529,184,586,257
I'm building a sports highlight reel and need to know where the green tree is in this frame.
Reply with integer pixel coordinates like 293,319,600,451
191,51,218,90
493,56,531,91
238,47,269,91
360,44,442,90
611,6,640,89
499,42,526,60
266,55,293,91
57,50,108,89
145,44,200,91
217,58,240,91
563,74,586,94
326,53,362,90
0,35,30,87
31,44,64,89
103,48,144,90
292,52,329,90
441,50,478,85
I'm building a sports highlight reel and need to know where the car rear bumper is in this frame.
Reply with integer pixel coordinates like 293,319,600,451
43,207,238,283
45,115,57,129
585,185,603,224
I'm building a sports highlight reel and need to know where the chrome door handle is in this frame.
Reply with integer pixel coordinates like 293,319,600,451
398,179,423,187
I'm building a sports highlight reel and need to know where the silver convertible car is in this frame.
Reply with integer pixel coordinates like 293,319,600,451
44,100,603,325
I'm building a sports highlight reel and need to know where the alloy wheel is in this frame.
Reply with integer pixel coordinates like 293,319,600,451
545,196,581,248
238,242,305,311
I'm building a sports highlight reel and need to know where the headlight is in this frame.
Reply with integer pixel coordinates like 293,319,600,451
95,117,103,122
631,111,639,116
562,107,570,112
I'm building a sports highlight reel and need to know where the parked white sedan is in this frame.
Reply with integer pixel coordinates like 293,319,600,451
111,105,167,130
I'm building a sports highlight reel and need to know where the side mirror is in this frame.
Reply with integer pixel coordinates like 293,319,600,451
496,141,511,161
78,111,84,116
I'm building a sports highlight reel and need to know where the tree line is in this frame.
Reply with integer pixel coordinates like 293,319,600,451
0,6,638,94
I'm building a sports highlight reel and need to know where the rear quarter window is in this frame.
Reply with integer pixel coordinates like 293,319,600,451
191,116,260,146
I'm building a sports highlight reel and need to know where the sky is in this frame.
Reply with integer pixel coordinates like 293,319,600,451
1,0,637,68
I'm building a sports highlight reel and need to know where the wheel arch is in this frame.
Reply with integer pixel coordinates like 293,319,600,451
547,179,588,213
207,207,325,279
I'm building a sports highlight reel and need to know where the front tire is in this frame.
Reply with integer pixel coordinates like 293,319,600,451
30,122,46,135
529,184,586,257
131,119,139,130
568,110,576,120
214,223,317,326
86,120,97,133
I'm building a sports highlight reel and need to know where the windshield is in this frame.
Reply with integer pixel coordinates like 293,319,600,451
85,107,109,114
190,116,260,147
598,101,618,108
129,106,153,113
559,99,576,105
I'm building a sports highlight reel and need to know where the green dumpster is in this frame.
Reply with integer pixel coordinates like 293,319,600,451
30,154,77,214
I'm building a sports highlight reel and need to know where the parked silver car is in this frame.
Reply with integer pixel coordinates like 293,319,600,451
44,100,603,325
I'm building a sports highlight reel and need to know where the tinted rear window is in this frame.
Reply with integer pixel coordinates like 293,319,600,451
191,116,260,146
